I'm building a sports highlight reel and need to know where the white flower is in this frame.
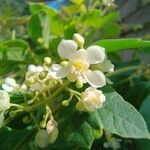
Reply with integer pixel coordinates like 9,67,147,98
104,138,121,150
0,113,4,128
2,77,19,92
26,64,59,92
28,64,44,74
77,87,105,112
53,39,106,88
0,90,11,112
26,65,46,91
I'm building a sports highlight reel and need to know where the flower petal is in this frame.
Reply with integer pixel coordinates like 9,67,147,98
56,66,70,78
5,77,16,87
57,40,78,59
84,70,106,88
50,64,62,71
70,49,87,61
2,84,14,92
87,45,105,64
49,64,70,79
103,60,114,73
28,64,37,72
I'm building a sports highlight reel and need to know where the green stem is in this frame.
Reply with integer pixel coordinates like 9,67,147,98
66,87,81,96
26,81,70,111
107,65,146,77
10,103,25,109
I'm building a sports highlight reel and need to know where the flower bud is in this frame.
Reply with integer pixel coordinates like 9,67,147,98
23,115,32,124
79,87,105,112
26,77,35,85
76,80,83,88
76,101,85,112
144,68,150,80
0,90,10,112
62,100,69,107
44,57,51,66
9,110,17,117
39,71,48,80
46,119,58,144
46,119,57,134
73,33,85,48
37,37,44,44
48,126,58,144
35,129,49,149
60,61,69,67
28,64,37,73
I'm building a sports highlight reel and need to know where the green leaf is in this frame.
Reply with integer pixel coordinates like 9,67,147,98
0,128,35,150
60,114,96,149
94,38,150,52
125,81,150,108
29,3,64,36
137,95,150,150
30,2,57,16
29,10,50,49
0,39,29,61
98,86,150,139
0,39,30,75
71,0,84,5
81,10,119,29
53,102,103,149
140,95,150,131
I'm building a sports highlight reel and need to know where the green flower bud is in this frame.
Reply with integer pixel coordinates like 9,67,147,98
145,68,150,80
37,38,44,44
76,101,85,112
23,115,31,124
39,71,48,80
76,80,83,88
44,57,51,66
93,129,103,139
26,77,35,85
9,110,17,117
60,61,69,67
62,100,69,107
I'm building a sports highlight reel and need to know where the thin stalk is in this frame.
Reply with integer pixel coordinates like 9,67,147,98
26,81,70,111
107,65,146,77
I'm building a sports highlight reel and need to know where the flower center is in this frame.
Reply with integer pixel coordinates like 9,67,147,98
72,62,85,71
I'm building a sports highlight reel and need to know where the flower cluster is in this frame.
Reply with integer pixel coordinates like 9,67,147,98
0,33,114,148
